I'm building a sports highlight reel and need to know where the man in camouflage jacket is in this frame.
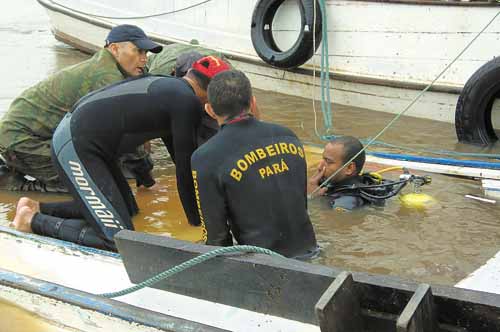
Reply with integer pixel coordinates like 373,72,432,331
0,24,162,192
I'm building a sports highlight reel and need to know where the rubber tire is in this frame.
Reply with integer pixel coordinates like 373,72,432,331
251,0,322,69
455,57,500,145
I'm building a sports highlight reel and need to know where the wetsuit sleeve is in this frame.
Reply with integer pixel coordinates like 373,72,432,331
191,154,232,246
331,195,365,211
167,105,201,226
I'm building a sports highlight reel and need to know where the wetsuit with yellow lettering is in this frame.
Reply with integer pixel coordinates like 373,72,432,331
30,75,203,251
191,116,317,259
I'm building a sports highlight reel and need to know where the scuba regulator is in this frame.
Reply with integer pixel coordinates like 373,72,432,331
323,167,434,208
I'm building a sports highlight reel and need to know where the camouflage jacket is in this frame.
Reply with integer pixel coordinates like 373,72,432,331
147,42,230,76
0,48,127,156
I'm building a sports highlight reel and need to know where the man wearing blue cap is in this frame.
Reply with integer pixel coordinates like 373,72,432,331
0,24,162,192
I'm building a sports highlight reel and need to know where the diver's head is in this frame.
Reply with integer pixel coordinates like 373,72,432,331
321,136,365,184
205,70,257,125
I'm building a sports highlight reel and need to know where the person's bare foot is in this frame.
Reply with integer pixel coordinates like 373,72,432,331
12,206,35,233
16,197,40,215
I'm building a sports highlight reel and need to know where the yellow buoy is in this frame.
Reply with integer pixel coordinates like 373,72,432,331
399,193,436,209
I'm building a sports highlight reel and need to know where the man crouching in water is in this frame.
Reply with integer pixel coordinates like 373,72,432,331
10,56,230,251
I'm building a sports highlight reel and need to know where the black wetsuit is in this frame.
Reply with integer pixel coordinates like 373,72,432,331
31,75,203,251
325,176,369,211
191,116,317,259
325,174,397,211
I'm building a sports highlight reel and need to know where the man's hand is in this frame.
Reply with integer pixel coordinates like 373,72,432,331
307,165,327,198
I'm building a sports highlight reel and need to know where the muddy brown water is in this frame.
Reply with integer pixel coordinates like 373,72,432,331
0,298,69,332
1,0,500,329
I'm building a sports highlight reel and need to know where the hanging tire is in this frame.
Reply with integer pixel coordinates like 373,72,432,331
455,57,500,145
251,0,322,69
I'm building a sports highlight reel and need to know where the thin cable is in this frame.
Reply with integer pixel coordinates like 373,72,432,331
320,0,332,132
310,10,500,197
50,0,212,20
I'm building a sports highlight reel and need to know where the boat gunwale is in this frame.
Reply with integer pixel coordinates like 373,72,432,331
0,268,228,332
117,230,500,330
37,0,465,94
0,225,120,258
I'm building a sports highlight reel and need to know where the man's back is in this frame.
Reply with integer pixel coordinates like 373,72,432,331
62,75,202,226
192,117,317,258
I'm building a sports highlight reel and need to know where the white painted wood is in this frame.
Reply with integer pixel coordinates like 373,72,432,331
456,250,500,294
0,231,319,332
482,179,500,198
366,155,500,179
46,0,500,84
41,0,500,123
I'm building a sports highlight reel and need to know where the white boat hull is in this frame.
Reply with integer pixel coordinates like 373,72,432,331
0,227,317,332
3,226,500,331
37,0,500,123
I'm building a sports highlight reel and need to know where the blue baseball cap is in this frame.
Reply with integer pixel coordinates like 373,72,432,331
105,25,163,53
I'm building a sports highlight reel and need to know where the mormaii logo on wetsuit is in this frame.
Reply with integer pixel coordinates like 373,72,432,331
68,160,124,230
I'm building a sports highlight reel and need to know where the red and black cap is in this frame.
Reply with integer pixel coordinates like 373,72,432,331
191,56,230,79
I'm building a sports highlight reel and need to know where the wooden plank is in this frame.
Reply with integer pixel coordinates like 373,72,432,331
396,284,438,332
115,230,500,330
315,271,363,332
367,155,500,180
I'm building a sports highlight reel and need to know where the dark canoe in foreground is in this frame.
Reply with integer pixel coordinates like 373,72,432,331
0,226,499,332
115,231,500,332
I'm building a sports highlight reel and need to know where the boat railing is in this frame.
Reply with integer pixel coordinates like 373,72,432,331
116,230,500,332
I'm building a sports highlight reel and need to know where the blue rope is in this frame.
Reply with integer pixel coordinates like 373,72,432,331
315,136,500,160
98,245,284,298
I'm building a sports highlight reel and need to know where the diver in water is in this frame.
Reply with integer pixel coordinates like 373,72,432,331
307,136,409,211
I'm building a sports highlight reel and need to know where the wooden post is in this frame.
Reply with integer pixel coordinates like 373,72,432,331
315,271,363,332
396,284,438,332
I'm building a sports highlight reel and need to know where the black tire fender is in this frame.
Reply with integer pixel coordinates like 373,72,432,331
455,57,500,145
251,0,322,69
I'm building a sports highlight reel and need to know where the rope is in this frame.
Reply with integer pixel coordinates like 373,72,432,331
311,0,333,138
50,0,212,20
319,0,333,133
309,10,500,197
98,245,283,298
